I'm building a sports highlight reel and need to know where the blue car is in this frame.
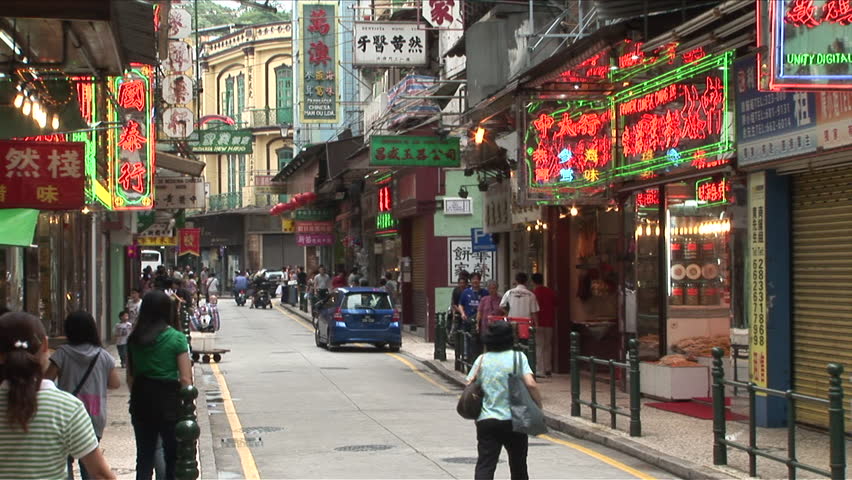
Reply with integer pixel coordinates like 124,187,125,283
314,287,401,352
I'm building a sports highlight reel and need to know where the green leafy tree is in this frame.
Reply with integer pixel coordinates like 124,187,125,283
194,0,291,29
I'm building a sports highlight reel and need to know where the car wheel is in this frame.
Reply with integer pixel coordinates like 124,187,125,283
327,327,339,351
315,327,327,348
386,343,401,353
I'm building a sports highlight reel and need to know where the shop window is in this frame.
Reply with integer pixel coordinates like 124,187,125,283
628,190,662,361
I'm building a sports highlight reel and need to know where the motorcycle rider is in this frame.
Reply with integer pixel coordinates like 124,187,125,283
233,270,249,305
250,269,271,308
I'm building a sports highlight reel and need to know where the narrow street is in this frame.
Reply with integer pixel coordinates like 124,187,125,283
196,301,675,479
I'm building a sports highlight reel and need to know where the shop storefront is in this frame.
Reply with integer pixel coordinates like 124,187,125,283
197,213,245,290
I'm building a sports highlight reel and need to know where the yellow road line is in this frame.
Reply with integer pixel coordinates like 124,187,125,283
210,363,261,480
274,305,314,332
386,353,457,395
538,434,657,480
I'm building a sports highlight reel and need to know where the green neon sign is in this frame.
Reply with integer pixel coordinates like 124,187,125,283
376,212,398,231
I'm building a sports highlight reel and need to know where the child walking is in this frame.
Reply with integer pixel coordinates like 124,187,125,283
115,310,133,368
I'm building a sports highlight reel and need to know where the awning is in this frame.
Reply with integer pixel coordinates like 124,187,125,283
0,209,39,247
156,151,206,177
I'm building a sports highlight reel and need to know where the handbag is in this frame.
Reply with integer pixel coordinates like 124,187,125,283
509,351,548,435
456,357,484,420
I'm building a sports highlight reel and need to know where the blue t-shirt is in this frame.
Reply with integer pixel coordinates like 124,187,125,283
466,350,533,421
234,275,249,290
459,287,489,320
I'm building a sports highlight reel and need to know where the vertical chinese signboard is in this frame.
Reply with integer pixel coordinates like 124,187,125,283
423,0,463,29
0,140,86,210
110,66,155,210
748,171,768,393
159,2,195,138
376,183,398,235
759,0,852,91
301,2,338,123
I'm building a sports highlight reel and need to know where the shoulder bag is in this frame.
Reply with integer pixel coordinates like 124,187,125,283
456,357,485,420
508,351,548,435
71,351,101,397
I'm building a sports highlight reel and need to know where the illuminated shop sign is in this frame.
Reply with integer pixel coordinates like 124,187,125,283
695,177,730,206
636,188,660,208
759,0,852,91
522,100,613,201
110,66,155,210
300,2,339,123
376,184,398,234
613,51,734,179
558,48,612,83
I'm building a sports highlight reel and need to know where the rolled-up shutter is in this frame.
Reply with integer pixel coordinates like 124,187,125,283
791,167,852,429
412,217,427,327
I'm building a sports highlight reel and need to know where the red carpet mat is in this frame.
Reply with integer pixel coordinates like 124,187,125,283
646,400,748,421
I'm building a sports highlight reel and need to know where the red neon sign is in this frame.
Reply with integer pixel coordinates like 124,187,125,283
636,188,659,207
528,108,612,185
378,185,392,212
618,40,646,69
682,47,707,64
697,178,728,204
118,80,146,111
118,120,147,152
691,150,729,170
118,162,147,193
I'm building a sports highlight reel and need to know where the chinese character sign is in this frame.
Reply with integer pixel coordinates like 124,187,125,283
111,67,155,210
613,52,734,178
296,233,334,246
295,221,334,234
301,3,338,123
695,177,729,206
423,0,463,29
370,136,460,167
353,22,427,67
447,238,496,285
178,228,201,256
0,140,86,210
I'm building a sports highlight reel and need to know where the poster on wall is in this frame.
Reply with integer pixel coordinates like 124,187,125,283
300,2,339,123
447,237,496,286
747,171,768,394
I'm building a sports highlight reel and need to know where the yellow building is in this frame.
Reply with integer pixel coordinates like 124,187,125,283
193,21,300,278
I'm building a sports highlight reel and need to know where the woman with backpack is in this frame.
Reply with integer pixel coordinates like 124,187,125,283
0,311,115,479
45,311,120,480
127,290,192,480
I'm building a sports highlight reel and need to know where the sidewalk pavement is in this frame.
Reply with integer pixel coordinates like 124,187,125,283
279,302,845,480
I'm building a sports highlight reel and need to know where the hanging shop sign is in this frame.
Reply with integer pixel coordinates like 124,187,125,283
447,237,496,286
695,177,730,207
136,222,176,246
370,135,460,167
613,51,734,179
110,66,155,210
294,207,335,221
162,127,253,154
759,0,852,91
295,221,334,234
155,177,204,209
471,227,496,252
734,56,818,166
816,90,852,149
296,233,334,246
301,2,339,123
747,171,768,392
522,100,613,202
178,227,201,256
376,184,398,234
254,175,287,195
353,22,427,67
0,140,85,210
423,0,463,29
281,218,295,233
483,181,511,234
636,188,660,208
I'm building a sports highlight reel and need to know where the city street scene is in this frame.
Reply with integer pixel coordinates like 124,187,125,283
0,0,850,479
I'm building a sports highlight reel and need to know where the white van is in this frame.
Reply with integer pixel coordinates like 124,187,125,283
141,249,162,272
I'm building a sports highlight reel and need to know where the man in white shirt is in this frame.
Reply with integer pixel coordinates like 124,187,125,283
500,272,540,324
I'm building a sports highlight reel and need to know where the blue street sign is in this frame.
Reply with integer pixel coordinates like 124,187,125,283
471,227,496,252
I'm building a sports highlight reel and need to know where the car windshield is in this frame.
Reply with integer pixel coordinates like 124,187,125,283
343,292,391,310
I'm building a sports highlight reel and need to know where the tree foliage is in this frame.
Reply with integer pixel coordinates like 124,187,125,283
194,0,292,30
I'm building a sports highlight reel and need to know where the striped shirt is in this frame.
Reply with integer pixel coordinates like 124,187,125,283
0,380,99,480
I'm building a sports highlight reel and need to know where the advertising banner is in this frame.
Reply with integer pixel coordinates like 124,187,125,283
748,172,768,394
300,2,338,123
0,140,85,210
353,22,427,67
370,135,460,167
296,233,334,246
178,228,201,256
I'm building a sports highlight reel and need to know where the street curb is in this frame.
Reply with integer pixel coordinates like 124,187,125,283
415,357,738,480
194,364,218,480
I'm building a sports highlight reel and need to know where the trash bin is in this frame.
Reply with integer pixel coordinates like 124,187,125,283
287,281,298,305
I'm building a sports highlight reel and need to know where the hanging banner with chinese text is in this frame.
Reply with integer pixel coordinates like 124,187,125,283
759,0,852,91
301,2,339,123
296,233,334,246
370,135,460,167
110,66,155,210
353,22,427,67
423,0,463,29
178,227,200,256
0,140,85,210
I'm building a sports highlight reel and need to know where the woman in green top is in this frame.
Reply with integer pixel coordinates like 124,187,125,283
127,290,192,480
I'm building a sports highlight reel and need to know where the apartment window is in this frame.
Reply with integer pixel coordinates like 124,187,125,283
275,65,293,124
236,74,245,118
277,148,293,171
224,76,235,119
238,155,246,190
228,155,236,193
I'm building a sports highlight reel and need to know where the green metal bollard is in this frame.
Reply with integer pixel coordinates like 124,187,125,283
175,385,200,480
527,325,537,376
454,329,464,372
711,347,727,466
627,338,641,437
434,313,447,361
570,332,581,417
827,363,846,480
180,305,192,355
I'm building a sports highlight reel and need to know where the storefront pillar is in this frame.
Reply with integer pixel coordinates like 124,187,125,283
750,171,792,428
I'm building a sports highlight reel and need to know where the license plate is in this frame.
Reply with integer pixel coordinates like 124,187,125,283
362,316,374,323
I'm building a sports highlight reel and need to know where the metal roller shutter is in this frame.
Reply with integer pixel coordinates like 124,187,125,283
792,167,852,429
412,217,427,327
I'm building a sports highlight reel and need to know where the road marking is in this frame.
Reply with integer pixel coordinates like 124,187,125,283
387,352,456,394
538,434,657,480
210,363,261,480
274,305,314,332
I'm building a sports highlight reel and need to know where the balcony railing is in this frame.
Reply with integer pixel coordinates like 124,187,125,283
244,108,293,129
208,192,242,211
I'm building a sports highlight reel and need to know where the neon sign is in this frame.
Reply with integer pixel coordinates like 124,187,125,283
613,51,734,178
636,188,660,208
376,184,397,233
696,177,729,206
760,0,852,91
110,66,155,210
378,185,392,212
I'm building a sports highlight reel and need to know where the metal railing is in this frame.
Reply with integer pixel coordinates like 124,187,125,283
711,348,846,479
246,107,292,128
208,192,242,211
451,319,537,375
569,331,641,437
175,385,200,480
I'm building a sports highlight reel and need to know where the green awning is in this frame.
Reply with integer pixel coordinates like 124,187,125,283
0,209,39,247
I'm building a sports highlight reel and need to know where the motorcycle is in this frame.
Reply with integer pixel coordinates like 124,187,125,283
251,281,272,309
235,290,247,306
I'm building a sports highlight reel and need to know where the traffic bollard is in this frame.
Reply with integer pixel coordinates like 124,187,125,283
434,312,447,361
175,385,200,480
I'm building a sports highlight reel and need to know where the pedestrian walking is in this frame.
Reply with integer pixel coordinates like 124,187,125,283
531,273,557,377
465,321,542,480
205,272,219,301
476,280,504,340
347,267,360,287
0,312,115,480
199,266,209,299
115,310,133,368
450,272,470,337
127,290,193,480
127,288,143,325
312,265,331,301
332,268,347,291
184,274,198,305
44,311,121,480
297,266,308,311
499,273,539,326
